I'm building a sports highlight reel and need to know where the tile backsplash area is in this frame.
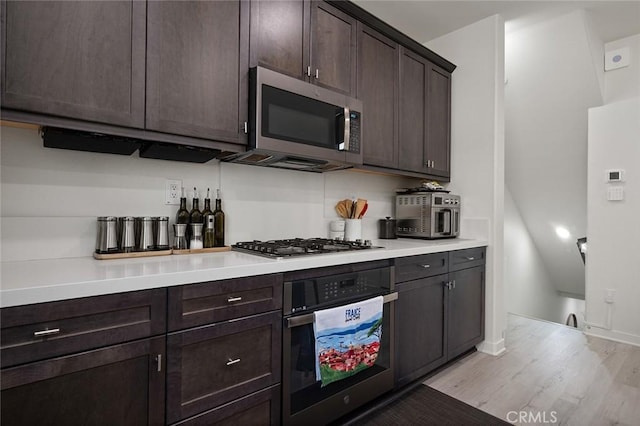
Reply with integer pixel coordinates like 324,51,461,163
1,126,417,261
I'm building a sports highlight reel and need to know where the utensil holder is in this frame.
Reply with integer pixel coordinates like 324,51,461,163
344,219,362,241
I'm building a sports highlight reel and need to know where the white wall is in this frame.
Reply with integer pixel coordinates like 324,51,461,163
505,9,604,298
586,98,640,346
0,126,416,262
427,15,506,355
505,188,585,328
604,34,640,103
584,33,640,346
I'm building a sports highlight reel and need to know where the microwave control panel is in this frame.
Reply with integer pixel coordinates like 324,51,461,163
348,111,361,153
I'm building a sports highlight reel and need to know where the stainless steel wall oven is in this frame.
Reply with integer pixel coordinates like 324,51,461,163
282,261,397,425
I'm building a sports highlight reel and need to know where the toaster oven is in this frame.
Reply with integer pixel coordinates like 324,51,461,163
395,193,460,239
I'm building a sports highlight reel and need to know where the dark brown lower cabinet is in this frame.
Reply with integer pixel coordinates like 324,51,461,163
447,266,485,359
0,336,166,426
394,248,486,388
395,274,448,387
166,311,282,424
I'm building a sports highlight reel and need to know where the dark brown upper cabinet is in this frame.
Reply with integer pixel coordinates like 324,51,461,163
399,48,451,177
426,63,452,178
0,1,146,128
250,0,357,96
146,1,249,145
357,24,399,169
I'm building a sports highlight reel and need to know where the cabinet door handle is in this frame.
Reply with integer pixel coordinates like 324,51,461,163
315,68,319,79
443,282,450,290
155,354,162,372
227,296,242,303
243,121,248,134
465,256,475,261
452,280,456,289
307,66,312,77
420,264,430,268
226,358,241,366
34,328,60,337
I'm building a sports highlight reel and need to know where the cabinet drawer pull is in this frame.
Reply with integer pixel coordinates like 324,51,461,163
226,358,241,366
227,296,242,303
419,264,430,268
465,256,475,261
33,328,60,337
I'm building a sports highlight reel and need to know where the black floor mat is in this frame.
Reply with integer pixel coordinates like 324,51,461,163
349,384,510,425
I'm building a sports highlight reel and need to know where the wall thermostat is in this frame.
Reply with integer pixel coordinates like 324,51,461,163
606,169,624,182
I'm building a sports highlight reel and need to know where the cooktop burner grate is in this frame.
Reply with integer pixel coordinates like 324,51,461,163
231,238,382,259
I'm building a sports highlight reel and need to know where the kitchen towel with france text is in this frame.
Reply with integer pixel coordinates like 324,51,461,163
313,296,384,387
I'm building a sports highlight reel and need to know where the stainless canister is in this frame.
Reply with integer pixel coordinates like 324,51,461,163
136,217,155,251
96,216,119,253
118,216,136,253
378,217,397,239
154,217,169,250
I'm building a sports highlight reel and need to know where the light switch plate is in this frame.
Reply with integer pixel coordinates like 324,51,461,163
607,186,624,201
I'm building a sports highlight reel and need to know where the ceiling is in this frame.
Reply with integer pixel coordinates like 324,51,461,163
352,1,640,44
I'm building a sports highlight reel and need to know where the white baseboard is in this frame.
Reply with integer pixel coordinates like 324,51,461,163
584,327,640,347
476,338,506,356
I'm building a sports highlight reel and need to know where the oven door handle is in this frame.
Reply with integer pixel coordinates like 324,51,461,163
286,292,398,328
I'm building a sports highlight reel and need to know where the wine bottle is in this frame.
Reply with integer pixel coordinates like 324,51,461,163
213,189,225,247
176,187,190,225
189,187,203,226
203,215,215,248
201,188,212,220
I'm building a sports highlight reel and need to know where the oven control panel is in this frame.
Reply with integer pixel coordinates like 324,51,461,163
285,266,391,315
321,276,367,302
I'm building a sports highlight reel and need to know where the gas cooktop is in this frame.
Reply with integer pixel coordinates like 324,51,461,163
231,238,382,259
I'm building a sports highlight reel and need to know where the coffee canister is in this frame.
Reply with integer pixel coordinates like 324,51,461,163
118,216,136,253
378,217,397,239
154,217,170,250
96,216,119,253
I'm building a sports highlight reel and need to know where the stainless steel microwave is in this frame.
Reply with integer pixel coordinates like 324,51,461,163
224,67,363,172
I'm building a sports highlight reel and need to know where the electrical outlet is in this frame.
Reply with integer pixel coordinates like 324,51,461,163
165,179,182,205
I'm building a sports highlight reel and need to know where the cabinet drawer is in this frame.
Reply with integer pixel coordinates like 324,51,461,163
166,311,282,424
168,274,283,331
1,289,166,368
173,384,281,426
394,252,448,283
449,247,486,272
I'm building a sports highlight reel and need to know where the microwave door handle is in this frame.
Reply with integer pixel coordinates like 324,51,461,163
342,107,350,151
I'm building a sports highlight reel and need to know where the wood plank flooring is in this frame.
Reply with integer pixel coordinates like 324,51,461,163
425,314,640,426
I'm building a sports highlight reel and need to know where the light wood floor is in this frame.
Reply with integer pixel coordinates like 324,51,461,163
425,314,640,425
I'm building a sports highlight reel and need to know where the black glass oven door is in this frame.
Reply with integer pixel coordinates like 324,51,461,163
285,303,392,417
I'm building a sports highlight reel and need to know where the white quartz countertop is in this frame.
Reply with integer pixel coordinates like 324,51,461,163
1,238,487,308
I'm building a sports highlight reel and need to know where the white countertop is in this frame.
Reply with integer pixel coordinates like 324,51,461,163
0,238,487,308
